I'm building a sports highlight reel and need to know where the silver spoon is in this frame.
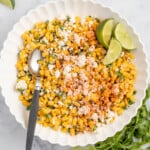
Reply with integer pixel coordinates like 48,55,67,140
26,49,42,150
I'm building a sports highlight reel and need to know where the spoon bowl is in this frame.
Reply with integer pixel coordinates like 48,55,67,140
28,49,41,77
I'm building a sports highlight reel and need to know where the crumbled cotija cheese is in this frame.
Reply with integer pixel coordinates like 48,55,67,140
55,70,60,78
58,101,64,106
78,106,90,115
91,113,99,121
63,65,72,75
58,41,65,48
74,34,83,45
42,37,48,44
48,64,55,71
23,65,28,72
16,80,27,90
76,54,86,67
88,45,95,52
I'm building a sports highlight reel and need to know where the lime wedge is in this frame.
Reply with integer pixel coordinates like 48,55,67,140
96,18,114,48
0,0,15,9
102,38,122,65
114,23,136,50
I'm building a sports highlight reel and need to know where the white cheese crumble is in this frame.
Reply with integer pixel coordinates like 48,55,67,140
92,61,98,68
40,90,44,96
42,37,48,44
78,106,90,115
88,21,93,27
103,67,108,73
48,64,55,71
52,118,56,124
55,70,60,78
23,65,28,72
53,89,59,94
74,34,83,45
16,80,27,90
115,68,119,72
91,113,99,121
88,45,95,52
65,73,72,80
59,29,71,42
79,71,88,81
63,65,72,75
76,54,86,67
83,89,89,96
64,55,71,61
26,44,30,49
58,41,65,48
70,17,75,23
87,56,98,68
107,109,117,118
68,90,73,96
112,84,120,95
69,105,73,109
72,73,77,77
46,89,50,93
58,101,64,106
98,85,103,91
106,110,117,124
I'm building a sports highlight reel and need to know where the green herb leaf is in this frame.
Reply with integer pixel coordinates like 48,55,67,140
133,90,137,95
116,69,124,80
66,16,71,22
16,88,24,94
59,25,64,30
26,105,30,110
45,114,50,118
45,20,49,25
0,0,15,9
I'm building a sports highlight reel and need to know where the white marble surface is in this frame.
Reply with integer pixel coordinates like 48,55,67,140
0,0,150,150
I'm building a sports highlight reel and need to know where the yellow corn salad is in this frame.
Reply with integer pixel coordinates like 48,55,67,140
16,16,137,135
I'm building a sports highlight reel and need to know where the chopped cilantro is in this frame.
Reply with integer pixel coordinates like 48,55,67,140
41,40,47,44
35,35,43,42
95,17,100,23
93,125,97,131
29,30,32,34
50,53,57,59
45,20,49,25
133,90,137,95
52,31,56,36
116,70,124,80
26,106,30,110
49,106,55,109
17,88,24,94
66,16,71,22
59,25,64,30
45,114,50,118
107,63,113,69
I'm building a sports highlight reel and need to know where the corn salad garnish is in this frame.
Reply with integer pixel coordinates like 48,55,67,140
16,16,137,135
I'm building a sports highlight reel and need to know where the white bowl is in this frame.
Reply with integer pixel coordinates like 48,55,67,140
0,0,148,146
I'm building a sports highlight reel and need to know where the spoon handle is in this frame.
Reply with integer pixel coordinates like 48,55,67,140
26,80,40,150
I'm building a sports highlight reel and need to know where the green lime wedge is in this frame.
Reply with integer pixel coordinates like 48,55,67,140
96,18,114,48
102,38,122,65
114,23,136,50
0,0,15,9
